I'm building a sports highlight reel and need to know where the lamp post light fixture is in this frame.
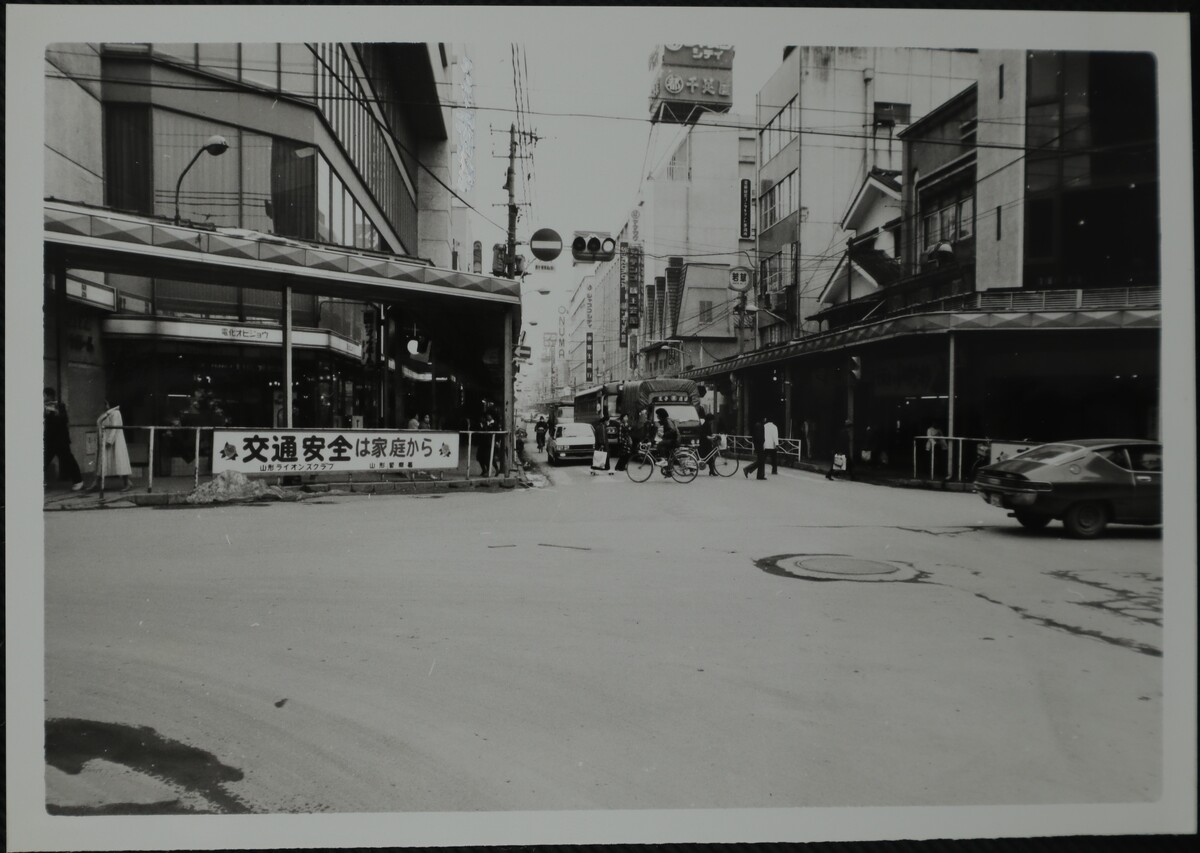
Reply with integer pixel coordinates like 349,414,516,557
174,134,230,225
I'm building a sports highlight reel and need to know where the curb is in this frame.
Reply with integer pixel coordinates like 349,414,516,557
44,475,531,511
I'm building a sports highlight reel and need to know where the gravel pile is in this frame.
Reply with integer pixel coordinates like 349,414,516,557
185,471,288,504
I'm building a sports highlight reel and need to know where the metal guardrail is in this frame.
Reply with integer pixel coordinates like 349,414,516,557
714,435,803,463
910,435,1001,482
90,425,512,499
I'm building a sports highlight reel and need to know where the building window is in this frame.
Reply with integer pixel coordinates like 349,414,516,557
241,43,280,90
759,97,797,165
873,102,911,127
759,170,797,233
152,111,242,228
104,104,152,214
699,300,714,324
920,195,975,252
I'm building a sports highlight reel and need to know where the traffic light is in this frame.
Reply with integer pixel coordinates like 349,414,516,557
848,356,862,382
571,232,617,263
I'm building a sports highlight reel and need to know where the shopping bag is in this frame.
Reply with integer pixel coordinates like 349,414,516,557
717,434,727,450
833,453,847,471
591,450,608,469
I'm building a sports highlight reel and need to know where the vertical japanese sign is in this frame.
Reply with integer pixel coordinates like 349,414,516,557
212,430,460,474
619,242,629,348
627,244,642,331
585,332,594,382
740,179,751,239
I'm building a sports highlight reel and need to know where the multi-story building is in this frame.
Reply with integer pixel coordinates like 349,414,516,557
687,48,1160,468
575,111,755,422
43,42,521,481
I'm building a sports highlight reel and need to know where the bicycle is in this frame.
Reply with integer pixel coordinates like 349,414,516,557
680,438,740,477
625,442,698,484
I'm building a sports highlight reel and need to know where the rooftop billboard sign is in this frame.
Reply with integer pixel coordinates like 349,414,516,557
648,44,735,124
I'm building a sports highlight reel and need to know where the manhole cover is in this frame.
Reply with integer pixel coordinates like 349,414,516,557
755,554,926,582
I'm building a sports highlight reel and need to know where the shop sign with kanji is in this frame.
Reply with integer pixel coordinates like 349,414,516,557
212,430,460,474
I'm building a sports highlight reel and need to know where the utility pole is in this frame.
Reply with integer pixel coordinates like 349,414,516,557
505,123,518,279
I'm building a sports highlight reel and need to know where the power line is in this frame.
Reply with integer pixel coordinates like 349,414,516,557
47,67,1149,160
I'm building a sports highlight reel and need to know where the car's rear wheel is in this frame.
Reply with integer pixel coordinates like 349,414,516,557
1063,501,1108,539
1013,511,1051,530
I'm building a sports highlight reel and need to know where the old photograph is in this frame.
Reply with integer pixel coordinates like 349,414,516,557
6,4,1196,850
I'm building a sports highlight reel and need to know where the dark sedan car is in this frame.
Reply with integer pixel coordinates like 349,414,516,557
973,439,1162,538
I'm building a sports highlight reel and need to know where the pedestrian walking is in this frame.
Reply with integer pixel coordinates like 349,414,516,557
477,410,498,476
743,418,767,480
594,408,613,472
699,413,719,476
43,387,84,491
763,416,780,475
826,419,853,481
612,414,634,472
87,400,132,491
534,415,548,451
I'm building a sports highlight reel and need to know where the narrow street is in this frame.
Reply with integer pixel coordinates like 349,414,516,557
44,464,1163,814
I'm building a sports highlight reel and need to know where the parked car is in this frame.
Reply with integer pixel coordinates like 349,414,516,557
973,439,1162,538
546,423,597,466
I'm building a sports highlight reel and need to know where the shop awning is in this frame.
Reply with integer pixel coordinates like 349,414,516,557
44,200,521,309
681,290,1161,380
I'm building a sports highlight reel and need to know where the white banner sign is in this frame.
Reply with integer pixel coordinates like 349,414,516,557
212,429,460,474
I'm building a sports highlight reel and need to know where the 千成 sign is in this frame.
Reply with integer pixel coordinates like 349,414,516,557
212,429,460,474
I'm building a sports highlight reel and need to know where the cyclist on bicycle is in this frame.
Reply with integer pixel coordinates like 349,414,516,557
654,407,679,475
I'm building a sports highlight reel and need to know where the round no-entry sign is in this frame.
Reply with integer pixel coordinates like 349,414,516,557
530,228,563,262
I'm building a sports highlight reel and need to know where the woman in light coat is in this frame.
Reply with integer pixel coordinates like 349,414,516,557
88,401,132,491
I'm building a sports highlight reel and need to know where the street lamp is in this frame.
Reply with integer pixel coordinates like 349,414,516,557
174,134,230,225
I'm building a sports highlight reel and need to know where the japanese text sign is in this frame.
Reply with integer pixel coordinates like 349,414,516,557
212,429,461,474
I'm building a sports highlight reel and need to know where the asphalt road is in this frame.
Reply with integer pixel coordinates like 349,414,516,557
43,458,1164,816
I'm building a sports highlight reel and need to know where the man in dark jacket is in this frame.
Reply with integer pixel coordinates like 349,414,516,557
44,387,84,490
743,418,767,480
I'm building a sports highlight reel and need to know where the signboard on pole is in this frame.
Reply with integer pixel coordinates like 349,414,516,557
740,179,751,239
212,429,460,475
585,332,594,382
